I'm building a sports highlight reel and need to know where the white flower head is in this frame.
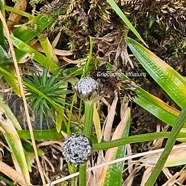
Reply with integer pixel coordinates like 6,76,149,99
74,77,99,101
62,134,92,165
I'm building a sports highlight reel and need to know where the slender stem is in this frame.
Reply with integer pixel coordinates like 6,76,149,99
0,23,5,45
79,101,94,186
0,11,46,185
0,0,5,46
78,99,83,127
67,94,76,135
79,164,87,186
83,101,94,137
68,163,77,186
145,104,186,186
82,37,93,77
93,132,171,150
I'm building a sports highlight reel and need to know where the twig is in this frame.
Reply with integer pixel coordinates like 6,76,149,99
0,10,46,185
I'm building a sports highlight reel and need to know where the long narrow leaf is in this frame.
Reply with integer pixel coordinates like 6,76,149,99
93,132,186,151
0,99,30,184
0,0,5,45
107,63,183,128
3,68,21,96
107,0,146,46
39,35,59,64
98,108,130,186
146,104,186,185
11,35,59,72
13,14,53,43
5,5,34,20
127,37,186,108
134,87,184,127
0,97,22,130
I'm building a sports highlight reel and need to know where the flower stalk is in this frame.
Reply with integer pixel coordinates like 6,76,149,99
83,101,94,137
74,77,99,186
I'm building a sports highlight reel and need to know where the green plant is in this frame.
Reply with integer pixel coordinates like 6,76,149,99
0,0,185,185
73,76,99,186
0,97,30,185
24,67,68,128
126,36,186,185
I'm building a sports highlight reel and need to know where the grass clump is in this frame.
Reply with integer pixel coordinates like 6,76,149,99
24,67,68,128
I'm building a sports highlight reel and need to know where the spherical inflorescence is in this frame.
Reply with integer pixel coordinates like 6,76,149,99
62,134,92,165
74,77,99,101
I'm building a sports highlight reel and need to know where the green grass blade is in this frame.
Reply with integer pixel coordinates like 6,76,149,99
10,35,59,72
18,129,63,140
0,65,16,78
0,175,15,186
0,0,5,17
0,45,12,63
92,132,186,151
3,68,21,96
13,26,38,43
0,24,4,45
0,63,20,96
13,14,54,43
5,5,34,20
39,35,59,64
101,108,130,186
134,87,183,127
0,100,30,184
0,0,5,46
127,37,186,108
55,108,64,133
15,48,31,63
23,80,62,111
145,104,186,185
0,21,5,46
82,37,93,77
18,121,82,141
107,0,146,46
108,62,184,127
79,101,94,186
0,97,22,130
55,82,67,133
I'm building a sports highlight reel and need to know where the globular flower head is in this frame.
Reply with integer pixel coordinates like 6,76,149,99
74,77,99,101
62,134,92,165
